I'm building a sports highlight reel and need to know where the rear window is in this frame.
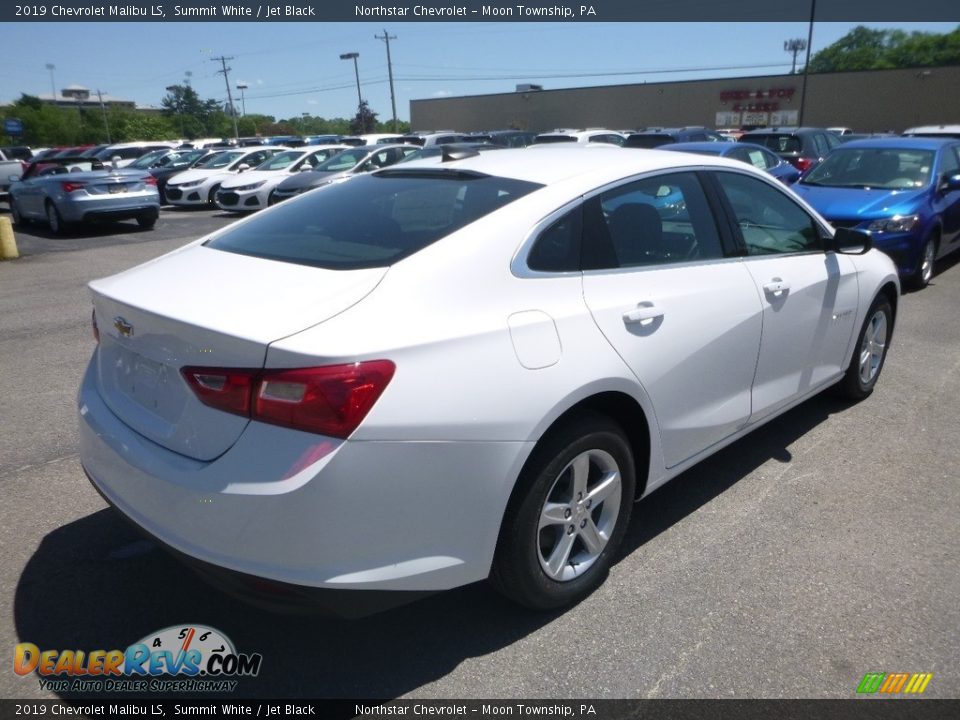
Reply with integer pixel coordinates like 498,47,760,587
534,135,577,144
625,135,674,149
744,134,802,154
205,171,543,270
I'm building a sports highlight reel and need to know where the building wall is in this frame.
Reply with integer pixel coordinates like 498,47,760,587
410,66,960,133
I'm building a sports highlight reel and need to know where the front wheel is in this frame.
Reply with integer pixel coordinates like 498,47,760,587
835,295,893,401
491,413,636,610
909,235,937,289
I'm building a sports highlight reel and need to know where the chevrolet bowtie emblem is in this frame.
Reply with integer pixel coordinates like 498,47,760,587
113,317,134,337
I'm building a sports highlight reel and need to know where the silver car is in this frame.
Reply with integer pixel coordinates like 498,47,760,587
8,156,160,234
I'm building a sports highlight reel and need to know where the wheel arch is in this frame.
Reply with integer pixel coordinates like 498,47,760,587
516,389,654,506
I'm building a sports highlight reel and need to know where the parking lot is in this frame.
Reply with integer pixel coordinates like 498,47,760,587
1,203,959,701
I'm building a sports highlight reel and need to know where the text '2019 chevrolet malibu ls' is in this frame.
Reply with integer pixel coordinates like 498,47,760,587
79,147,899,615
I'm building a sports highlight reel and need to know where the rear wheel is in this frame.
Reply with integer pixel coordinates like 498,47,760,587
45,201,66,235
9,198,27,226
491,412,635,610
835,295,893,401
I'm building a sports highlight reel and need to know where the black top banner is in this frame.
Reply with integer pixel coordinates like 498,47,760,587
3,0,960,23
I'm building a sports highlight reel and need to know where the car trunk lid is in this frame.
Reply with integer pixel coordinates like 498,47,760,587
90,244,386,461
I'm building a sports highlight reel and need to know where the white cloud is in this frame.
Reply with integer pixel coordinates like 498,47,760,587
306,99,319,105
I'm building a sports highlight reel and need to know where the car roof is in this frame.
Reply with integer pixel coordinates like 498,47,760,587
834,137,956,151
903,124,960,134
385,145,754,187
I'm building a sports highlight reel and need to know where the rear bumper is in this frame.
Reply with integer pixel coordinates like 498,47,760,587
78,359,529,596
59,192,160,223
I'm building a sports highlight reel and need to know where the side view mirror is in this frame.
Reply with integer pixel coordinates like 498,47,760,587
829,227,872,255
298,165,313,172
237,163,251,172
940,173,960,192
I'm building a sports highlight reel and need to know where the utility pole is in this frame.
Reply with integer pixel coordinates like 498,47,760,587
97,89,111,143
212,55,239,140
797,0,816,127
375,29,398,132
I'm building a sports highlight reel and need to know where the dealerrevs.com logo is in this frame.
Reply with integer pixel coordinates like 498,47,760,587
14,625,262,693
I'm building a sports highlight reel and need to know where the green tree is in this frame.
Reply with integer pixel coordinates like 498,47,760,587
349,101,378,135
161,85,226,138
808,24,960,73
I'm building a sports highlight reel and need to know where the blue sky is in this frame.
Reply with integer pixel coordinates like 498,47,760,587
2,21,955,122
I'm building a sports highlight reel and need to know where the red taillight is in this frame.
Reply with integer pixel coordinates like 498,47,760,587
61,181,86,193
793,157,815,173
92,310,99,343
181,360,395,439
182,367,257,416
144,176,157,186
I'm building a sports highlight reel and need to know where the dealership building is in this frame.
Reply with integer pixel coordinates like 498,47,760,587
410,65,960,133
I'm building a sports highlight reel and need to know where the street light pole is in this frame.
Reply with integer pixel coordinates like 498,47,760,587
45,63,57,105
339,52,362,109
236,83,248,116
783,38,807,75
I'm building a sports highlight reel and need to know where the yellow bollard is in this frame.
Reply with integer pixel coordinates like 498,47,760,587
0,215,18,259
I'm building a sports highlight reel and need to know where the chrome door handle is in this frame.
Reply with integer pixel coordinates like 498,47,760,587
762,278,790,297
623,302,664,326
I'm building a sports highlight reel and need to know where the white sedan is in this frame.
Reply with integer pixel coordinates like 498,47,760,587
214,146,348,213
79,147,899,614
164,147,281,207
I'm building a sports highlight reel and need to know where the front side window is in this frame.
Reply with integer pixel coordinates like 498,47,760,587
583,172,724,269
715,172,821,255
206,171,542,270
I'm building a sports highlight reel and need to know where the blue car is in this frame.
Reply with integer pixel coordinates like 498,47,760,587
793,138,960,288
664,142,801,184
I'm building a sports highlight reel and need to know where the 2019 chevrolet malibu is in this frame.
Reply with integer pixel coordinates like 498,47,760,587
78,147,899,614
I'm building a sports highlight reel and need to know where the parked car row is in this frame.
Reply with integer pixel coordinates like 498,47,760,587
7,126,960,292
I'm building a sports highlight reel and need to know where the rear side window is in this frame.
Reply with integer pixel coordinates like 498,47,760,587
206,171,542,270
534,135,577,144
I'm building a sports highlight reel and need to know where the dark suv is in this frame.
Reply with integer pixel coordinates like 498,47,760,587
624,127,726,148
738,127,842,173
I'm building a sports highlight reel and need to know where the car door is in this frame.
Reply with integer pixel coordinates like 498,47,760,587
710,170,860,422
579,171,763,468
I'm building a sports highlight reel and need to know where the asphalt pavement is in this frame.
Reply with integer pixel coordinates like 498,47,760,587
0,209,957,700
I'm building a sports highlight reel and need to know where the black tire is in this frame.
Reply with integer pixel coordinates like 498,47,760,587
908,233,937,289
137,214,157,230
491,412,636,610
45,201,67,235
207,184,221,205
835,295,893,401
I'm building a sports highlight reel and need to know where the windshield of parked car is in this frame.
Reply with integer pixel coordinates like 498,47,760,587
255,151,302,171
200,151,245,169
205,171,543,270
801,148,934,189
128,150,171,169
311,149,368,172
